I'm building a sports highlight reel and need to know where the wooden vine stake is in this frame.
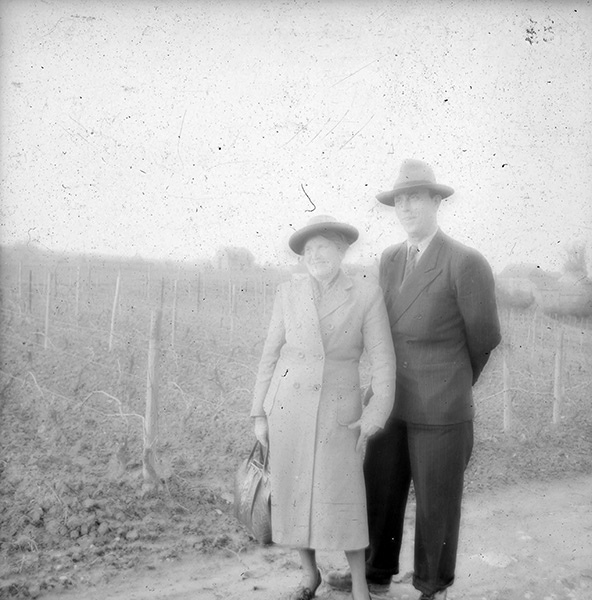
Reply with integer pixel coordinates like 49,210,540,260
75,266,81,319
143,284,164,495
552,327,565,426
145,264,152,302
44,272,51,349
228,281,236,342
108,270,121,352
28,270,33,313
530,309,538,361
171,273,179,349
18,261,23,314
502,344,512,432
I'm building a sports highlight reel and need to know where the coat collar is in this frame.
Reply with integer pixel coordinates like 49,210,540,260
293,269,353,321
390,229,445,323
314,269,353,321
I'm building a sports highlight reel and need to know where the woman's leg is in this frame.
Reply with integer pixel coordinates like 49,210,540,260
346,549,370,600
297,548,319,588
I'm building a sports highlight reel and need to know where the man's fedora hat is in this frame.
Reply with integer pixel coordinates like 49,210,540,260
376,159,454,206
289,214,359,255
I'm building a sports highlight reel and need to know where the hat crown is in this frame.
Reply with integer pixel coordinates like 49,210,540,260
288,214,359,255
376,158,454,206
304,214,339,227
395,159,437,186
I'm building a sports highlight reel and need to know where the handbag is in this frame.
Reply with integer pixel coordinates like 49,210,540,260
233,440,272,544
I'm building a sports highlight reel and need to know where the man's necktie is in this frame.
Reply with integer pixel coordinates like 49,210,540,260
402,245,419,284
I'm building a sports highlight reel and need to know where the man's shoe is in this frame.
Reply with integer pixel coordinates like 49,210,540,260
367,579,392,595
419,589,447,600
325,569,391,594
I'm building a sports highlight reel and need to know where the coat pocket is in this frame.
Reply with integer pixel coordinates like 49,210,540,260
335,390,363,426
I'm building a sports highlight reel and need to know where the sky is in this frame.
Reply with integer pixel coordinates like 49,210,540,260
1,0,591,273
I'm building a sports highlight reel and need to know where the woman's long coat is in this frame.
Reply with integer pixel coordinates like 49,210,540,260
251,270,396,550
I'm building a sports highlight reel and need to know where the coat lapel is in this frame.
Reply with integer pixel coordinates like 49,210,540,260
317,270,353,321
292,274,324,350
391,232,445,323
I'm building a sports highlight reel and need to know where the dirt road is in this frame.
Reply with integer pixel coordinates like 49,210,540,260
43,475,592,600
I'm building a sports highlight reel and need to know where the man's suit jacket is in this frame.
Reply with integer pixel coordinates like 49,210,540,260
379,229,501,425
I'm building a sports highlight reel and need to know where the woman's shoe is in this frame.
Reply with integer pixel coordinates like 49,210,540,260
326,569,391,594
286,569,322,600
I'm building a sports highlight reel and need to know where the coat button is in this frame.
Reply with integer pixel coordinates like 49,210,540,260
293,382,300,389
296,323,302,328
312,384,321,391
402,361,408,368
298,351,305,358
315,354,323,361
327,323,335,330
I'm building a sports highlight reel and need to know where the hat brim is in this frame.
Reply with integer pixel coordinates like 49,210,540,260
289,222,359,255
377,182,454,206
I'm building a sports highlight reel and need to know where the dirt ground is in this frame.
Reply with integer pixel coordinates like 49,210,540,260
40,474,592,600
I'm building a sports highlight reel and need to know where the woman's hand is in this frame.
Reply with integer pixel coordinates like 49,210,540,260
253,416,269,448
348,418,381,453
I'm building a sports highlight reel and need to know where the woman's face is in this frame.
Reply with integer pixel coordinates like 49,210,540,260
302,235,344,282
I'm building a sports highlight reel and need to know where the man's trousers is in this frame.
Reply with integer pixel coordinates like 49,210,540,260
364,418,474,596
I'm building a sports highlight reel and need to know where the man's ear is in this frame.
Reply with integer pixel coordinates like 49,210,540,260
432,194,442,207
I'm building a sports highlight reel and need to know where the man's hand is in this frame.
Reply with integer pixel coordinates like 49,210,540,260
253,416,269,448
348,418,381,453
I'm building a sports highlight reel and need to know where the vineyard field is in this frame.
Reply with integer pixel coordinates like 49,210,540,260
0,251,591,598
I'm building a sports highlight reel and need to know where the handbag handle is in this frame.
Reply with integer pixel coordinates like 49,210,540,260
248,440,269,471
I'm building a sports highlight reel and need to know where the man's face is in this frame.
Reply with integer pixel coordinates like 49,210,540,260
393,188,441,239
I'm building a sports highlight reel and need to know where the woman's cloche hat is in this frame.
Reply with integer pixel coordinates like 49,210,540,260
376,158,454,206
289,214,359,255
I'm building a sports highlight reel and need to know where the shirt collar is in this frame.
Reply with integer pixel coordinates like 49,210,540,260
406,228,439,256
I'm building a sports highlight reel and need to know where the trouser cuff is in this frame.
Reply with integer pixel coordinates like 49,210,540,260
413,575,453,596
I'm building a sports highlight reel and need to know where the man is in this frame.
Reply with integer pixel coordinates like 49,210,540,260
327,159,501,600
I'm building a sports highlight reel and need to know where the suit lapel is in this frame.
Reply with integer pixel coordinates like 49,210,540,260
391,232,445,323
386,244,407,289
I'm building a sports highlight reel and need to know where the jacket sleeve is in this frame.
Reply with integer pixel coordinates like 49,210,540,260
454,251,502,384
250,285,286,418
360,284,396,428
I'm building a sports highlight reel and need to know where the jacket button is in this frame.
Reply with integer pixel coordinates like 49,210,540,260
293,382,300,389
402,361,408,368
315,354,323,361
312,384,321,391
328,324,335,330
298,351,305,358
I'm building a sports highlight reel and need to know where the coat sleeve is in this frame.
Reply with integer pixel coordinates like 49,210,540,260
454,250,502,384
360,284,396,429
250,285,286,418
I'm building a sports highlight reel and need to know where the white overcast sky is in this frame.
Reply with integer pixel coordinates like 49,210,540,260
1,0,591,272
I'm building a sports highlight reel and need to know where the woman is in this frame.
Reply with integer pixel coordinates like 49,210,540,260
250,215,396,600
